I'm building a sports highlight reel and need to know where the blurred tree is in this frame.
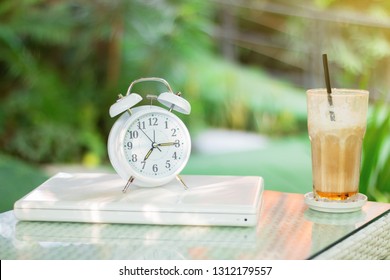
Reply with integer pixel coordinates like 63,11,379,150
214,0,390,99
0,0,215,164
0,0,124,163
0,0,307,166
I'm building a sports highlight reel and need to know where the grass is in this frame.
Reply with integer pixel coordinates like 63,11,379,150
0,153,48,213
184,135,312,194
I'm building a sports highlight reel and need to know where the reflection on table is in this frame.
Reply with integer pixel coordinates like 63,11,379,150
1,191,389,260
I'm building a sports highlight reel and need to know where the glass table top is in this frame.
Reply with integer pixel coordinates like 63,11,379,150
1,191,389,260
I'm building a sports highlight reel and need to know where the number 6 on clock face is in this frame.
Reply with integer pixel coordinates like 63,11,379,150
108,105,191,187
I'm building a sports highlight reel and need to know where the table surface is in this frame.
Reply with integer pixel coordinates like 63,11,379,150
1,190,389,260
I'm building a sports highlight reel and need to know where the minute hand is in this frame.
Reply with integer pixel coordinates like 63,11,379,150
157,142,176,147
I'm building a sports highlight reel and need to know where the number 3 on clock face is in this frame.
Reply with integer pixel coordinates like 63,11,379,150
108,105,191,187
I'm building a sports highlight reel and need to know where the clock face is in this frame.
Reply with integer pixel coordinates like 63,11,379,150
121,110,190,180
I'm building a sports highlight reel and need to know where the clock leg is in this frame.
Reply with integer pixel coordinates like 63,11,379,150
122,176,135,193
176,175,189,190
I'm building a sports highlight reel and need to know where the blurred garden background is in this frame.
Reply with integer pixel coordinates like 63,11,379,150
0,0,389,212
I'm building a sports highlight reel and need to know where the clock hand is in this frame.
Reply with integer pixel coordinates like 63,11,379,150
144,147,154,161
157,142,176,147
153,130,162,152
144,140,162,161
139,128,161,151
139,127,153,143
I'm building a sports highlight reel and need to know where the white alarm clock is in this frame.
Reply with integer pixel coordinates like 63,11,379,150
107,77,191,192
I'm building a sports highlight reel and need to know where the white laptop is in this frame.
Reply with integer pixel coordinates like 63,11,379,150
14,173,264,227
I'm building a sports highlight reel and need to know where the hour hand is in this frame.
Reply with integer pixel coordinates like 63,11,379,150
144,147,154,161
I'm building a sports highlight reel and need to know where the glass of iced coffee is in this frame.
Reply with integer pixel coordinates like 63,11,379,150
307,89,369,201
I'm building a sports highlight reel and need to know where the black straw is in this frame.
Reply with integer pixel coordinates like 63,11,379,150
322,54,332,94
322,53,336,121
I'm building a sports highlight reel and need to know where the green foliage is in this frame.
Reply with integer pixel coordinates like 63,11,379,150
0,0,224,163
0,0,306,166
281,0,390,91
181,54,307,135
0,0,117,164
360,102,390,202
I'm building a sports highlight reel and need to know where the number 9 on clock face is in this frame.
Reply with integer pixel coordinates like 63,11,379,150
108,106,191,187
